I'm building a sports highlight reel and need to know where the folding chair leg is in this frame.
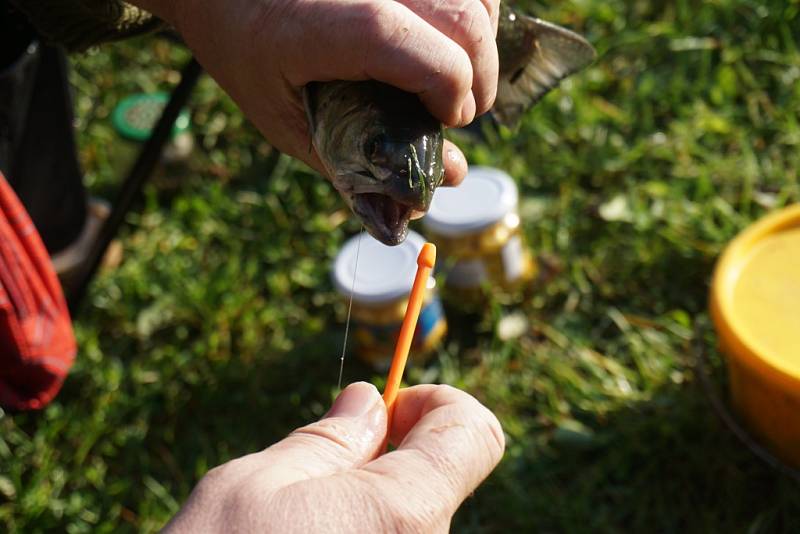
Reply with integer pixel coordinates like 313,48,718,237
68,57,203,314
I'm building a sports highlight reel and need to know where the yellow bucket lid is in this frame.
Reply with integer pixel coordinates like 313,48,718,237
711,204,800,387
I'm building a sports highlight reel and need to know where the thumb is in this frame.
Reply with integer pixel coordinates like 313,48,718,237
161,383,387,532
442,140,468,187
256,382,388,489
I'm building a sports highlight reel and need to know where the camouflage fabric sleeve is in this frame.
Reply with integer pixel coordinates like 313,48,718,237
9,0,164,51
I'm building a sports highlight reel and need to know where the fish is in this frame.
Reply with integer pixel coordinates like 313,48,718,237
304,4,596,246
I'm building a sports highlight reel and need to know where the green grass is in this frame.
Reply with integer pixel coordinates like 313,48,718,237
3,0,800,531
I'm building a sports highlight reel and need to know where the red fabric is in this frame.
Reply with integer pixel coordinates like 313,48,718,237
0,172,76,410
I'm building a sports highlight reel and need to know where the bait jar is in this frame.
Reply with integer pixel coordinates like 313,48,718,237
710,204,800,467
422,166,536,293
332,230,447,370
111,92,193,169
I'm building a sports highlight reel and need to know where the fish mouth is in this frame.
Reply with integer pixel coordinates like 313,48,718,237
353,193,414,246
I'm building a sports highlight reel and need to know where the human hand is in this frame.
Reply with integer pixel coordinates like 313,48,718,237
131,0,501,187
163,383,504,533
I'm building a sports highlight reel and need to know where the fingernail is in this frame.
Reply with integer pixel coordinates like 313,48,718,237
326,382,381,419
459,92,477,127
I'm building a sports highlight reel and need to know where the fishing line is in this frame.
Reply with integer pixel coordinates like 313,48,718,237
338,227,363,390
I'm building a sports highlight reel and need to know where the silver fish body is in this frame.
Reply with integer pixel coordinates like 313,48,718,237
305,4,596,246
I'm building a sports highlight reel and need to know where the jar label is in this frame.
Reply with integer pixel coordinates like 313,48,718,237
354,298,446,369
501,235,524,282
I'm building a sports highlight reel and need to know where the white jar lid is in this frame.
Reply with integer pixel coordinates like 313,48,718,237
333,230,429,304
423,166,518,237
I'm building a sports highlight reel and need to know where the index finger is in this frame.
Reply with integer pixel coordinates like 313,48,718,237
279,0,474,127
395,0,500,117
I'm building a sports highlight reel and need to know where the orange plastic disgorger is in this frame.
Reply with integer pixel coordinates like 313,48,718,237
382,243,436,428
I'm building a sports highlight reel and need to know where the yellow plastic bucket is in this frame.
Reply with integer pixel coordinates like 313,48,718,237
710,204,800,466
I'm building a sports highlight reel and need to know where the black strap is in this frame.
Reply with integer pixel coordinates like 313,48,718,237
67,57,203,313
0,0,36,69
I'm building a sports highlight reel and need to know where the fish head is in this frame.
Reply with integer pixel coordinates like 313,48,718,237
307,82,444,246
345,125,444,246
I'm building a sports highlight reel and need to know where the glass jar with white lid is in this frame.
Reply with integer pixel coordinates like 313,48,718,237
332,230,447,370
422,166,536,294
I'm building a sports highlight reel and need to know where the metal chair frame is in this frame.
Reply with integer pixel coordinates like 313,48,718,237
68,57,203,313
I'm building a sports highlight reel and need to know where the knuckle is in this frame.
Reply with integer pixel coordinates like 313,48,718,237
359,1,404,47
290,419,356,455
358,1,412,73
443,1,484,46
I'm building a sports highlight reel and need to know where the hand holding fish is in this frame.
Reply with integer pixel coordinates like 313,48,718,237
162,383,505,533
133,0,500,181
306,4,596,245
132,0,595,245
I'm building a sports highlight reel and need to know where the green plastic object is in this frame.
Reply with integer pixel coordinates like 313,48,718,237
112,92,191,142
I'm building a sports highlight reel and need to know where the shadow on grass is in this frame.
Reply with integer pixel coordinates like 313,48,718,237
456,375,800,534
112,325,800,533
130,328,377,492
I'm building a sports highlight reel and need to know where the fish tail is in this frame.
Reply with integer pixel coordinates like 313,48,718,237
494,13,596,127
